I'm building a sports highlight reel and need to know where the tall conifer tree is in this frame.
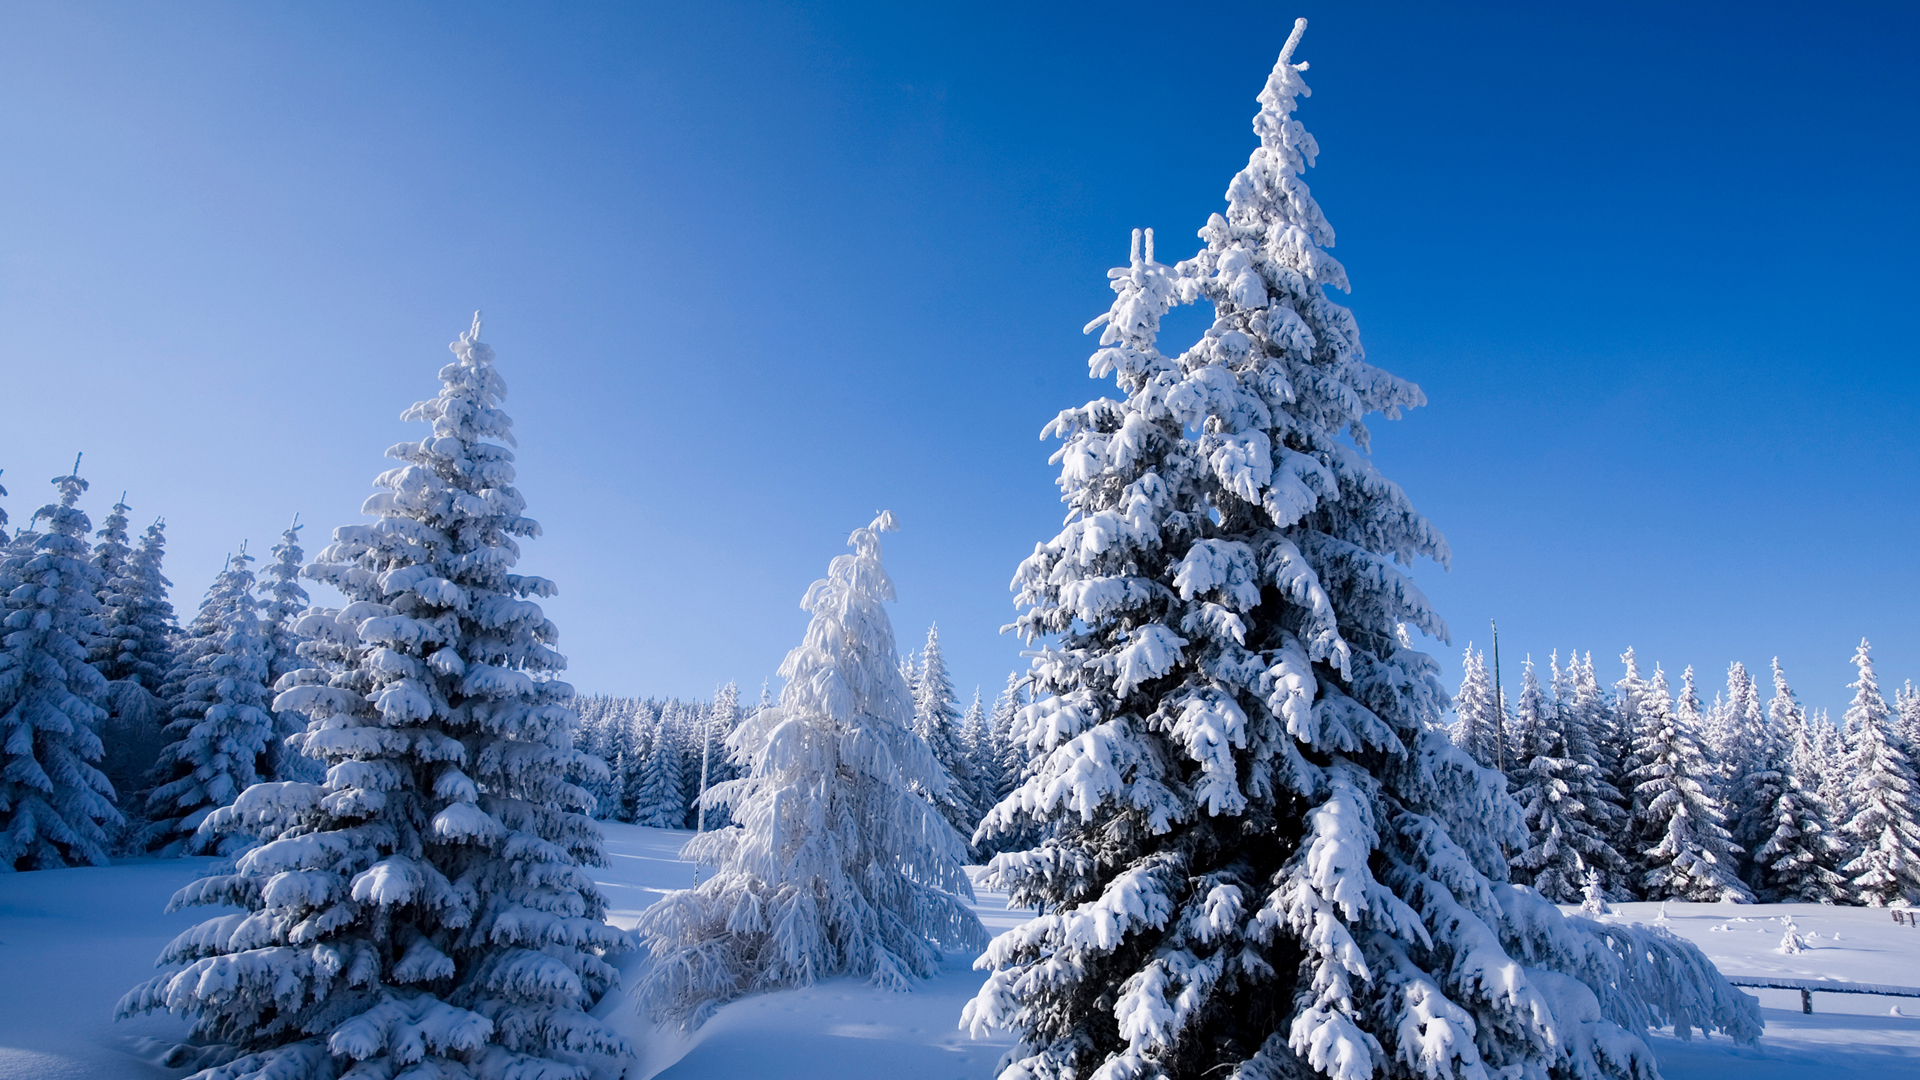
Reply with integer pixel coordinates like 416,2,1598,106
1836,640,1920,906
121,315,629,1077
963,25,1756,1079
0,465,123,868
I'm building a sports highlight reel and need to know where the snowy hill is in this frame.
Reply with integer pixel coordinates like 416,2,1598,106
4,823,1918,1079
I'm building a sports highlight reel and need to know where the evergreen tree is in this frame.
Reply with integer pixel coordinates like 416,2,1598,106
0,464,123,869
1836,639,1920,906
1627,668,1751,902
1505,655,1548,771
92,506,178,826
913,624,980,834
1897,680,1920,755
142,547,276,856
1568,651,1633,896
259,516,319,783
1448,644,1499,769
632,704,687,829
636,514,985,1018
1604,648,1647,812
1508,658,1627,901
963,26,1756,1079
959,687,999,815
989,672,1027,800
120,315,629,1076
1750,659,1846,902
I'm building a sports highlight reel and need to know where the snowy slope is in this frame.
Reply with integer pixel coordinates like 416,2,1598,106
5,825,1919,1078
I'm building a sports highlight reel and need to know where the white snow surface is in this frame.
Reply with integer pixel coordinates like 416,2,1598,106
5,827,1919,1079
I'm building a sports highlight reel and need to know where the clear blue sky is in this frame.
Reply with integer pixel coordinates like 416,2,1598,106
4,1,1915,719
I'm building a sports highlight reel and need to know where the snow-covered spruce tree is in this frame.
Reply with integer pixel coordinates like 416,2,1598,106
631,705,687,829
1509,658,1627,902
696,683,743,831
1565,651,1633,897
1626,669,1751,902
260,517,321,784
0,466,124,869
142,547,276,856
1836,639,1920,906
960,688,1001,815
636,513,985,1020
1604,649,1647,824
964,24,1757,1079
990,672,1028,799
914,623,982,834
1749,659,1846,902
92,504,179,826
1448,644,1499,769
1897,680,1920,756
1505,656,1547,772
119,315,629,1078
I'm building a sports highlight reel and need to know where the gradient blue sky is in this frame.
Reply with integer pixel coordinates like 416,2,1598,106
3,1,1915,718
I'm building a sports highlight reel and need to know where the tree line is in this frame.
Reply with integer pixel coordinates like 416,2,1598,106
1451,643,1920,906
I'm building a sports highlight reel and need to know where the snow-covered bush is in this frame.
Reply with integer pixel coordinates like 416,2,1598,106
635,513,986,1022
961,23,1759,1078
119,315,629,1079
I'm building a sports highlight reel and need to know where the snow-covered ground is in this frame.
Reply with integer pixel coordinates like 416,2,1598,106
5,824,1918,1079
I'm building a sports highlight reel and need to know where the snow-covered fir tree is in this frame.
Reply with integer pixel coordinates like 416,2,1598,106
1562,650,1634,895
963,25,1757,1079
1897,680,1920,756
259,516,320,784
959,687,999,821
1836,639,1920,906
142,547,276,856
1749,658,1846,902
696,683,743,831
913,623,981,835
1505,655,1548,771
1448,644,1499,769
0,465,123,869
120,315,629,1077
1508,658,1626,902
631,704,687,829
989,672,1027,800
1627,668,1751,902
1603,649,1647,828
636,513,985,1020
91,504,178,825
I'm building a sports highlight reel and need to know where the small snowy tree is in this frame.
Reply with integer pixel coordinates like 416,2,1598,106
1566,651,1633,896
631,705,687,829
962,24,1757,1079
1837,639,1920,906
119,315,629,1077
635,513,985,1020
1448,644,1499,769
1509,658,1627,902
1747,658,1846,901
142,547,276,856
0,465,124,869
1627,668,1751,902
913,624,980,834
259,516,320,784
1897,680,1920,755
989,672,1027,799
91,503,178,825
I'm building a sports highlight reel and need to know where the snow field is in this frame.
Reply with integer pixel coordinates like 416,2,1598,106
2,827,1918,1078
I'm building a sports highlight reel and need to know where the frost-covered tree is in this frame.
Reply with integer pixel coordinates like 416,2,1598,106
91,505,178,823
1604,649,1647,814
142,548,276,856
1567,651,1633,893
1836,639,1920,906
0,465,124,869
632,705,688,829
962,25,1756,1079
958,687,999,823
1627,669,1751,902
1448,644,1499,769
913,624,980,834
1508,658,1626,902
989,672,1027,799
259,517,320,784
636,513,985,1020
1749,659,1846,901
119,315,629,1078
1897,680,1920,757
1505,655,1548,771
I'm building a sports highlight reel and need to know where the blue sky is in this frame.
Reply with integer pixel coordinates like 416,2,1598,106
3,1,1915,718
